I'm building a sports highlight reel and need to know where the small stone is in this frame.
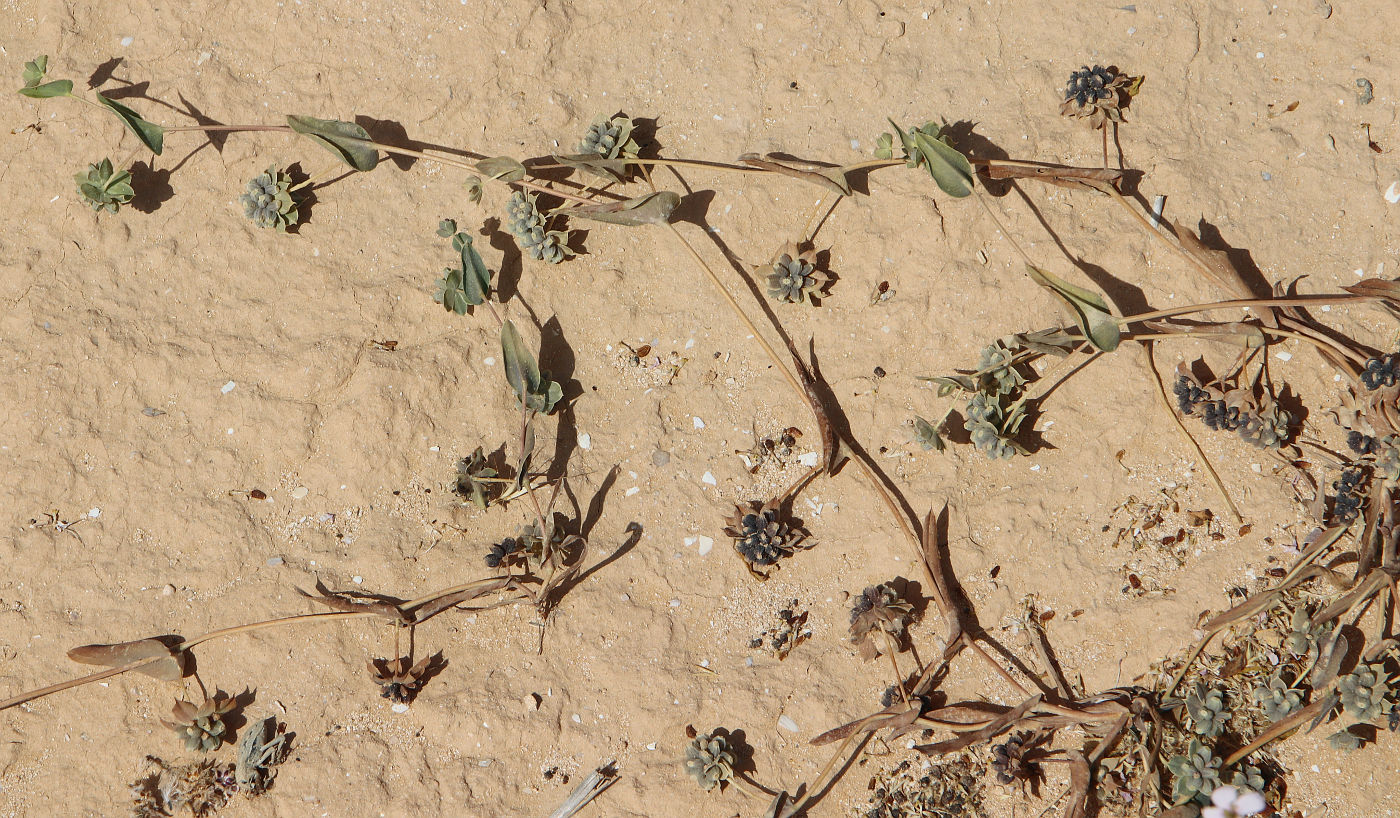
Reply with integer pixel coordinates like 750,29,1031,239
651,450,670,466
161,584,175,596
701,471,717,486
120,36,134,46
1314,0,1331,16
697,536,714,556
577,432,591,450
692,416,705,429
87,508,101,518
797,452,819,467
669,599,681,608
777,715,799,732
1385,181,1400,205
291,486,309,499
391,703,409,714
571,713,582,723
525,693,542,710
141,407,166,417
266,556,284,567
221,381,236,394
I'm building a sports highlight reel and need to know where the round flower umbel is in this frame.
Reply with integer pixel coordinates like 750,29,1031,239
504,190,574,264
1060,64,1134,129
723,500,812,576
577,114,639,160
239,167,300,232
161,694,236,752
683,731,736,792
764,242,829,305
75,157,135,214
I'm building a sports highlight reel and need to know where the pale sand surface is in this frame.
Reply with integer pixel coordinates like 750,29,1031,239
2,1,1398,816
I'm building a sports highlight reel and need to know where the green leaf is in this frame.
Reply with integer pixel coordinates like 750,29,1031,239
458,234,490,305
910,126,973,198
21,55,48,87
1025,264,1121,352
96,93,164,155
913,416,946,452
874,132,894,160
18,79,72,99
888,120,919,167
286,114,378,172
501,320,542,404
476,156,526,183
437,219,457,238
558,191,681,226
916,374,976,397
465,175,483,204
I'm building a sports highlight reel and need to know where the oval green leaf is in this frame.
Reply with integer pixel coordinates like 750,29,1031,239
96,93,164,155
501,320,542,404
459,234,491,305
1025,264,1121,352
18,79,72,99
911,129,973,198
286,114,379,172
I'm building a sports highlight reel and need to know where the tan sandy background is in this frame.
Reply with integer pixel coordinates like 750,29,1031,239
2,0,1399,816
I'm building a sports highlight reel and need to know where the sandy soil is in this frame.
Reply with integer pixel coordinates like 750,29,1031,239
2,1,1398,816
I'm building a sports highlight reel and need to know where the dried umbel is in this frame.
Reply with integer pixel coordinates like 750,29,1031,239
977,341,1025,397
455,446,499,510
367,654,434,703
682,731,735,791
964,392,1022,460
1330,467,1369,525
75,157,135,214
577,114,638,159
1360,352,1400,390
990,731,1043,785
764,243,827,304
239,167,299,231
234,716,289,796
849,582,913,661
161,695,236,753
504,190,573,264
723,500,811,573
1060,64,1133,129
130,755,234,818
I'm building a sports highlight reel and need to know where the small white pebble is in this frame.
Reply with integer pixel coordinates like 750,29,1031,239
577,432,591,450
477,759,492,767
797,452,819,467
120,36,134,46
483,356,496,366
1385,181,1400,204
267,557,284,567
391,703,409,714
1030,464,1041,472
428,445,439,452
221,381,236,394
684,536,697,546
697,536,714,556
646,742,657,750
693,416,705,429
352,576,363,584
1275,351,1292,361
777,715,799,732
685,338,695,349
625,486,640,497
701,471,717,486
87,508,101,518
572,713,582,723
291,487,309,500
1255,51,1264,58
669,599,681,608
1321,305,1331,312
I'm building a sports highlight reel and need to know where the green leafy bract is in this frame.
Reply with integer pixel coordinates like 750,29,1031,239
559,191,680,226
433,226,491,313
501,320,562,414
1025,264,1120,352
96,93,163,155
888,119,972,198
286,114,378,171
75,158,135,214
18,55,72,98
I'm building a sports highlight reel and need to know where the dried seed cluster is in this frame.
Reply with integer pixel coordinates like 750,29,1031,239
723,500,811,573
1060,64,1132,128
682,731,735,791
765,243,828,304
1173,372,1294,450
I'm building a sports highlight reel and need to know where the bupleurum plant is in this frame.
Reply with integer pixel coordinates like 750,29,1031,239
1059,64,1134,129
1166,738,1223,805
577,114,639,161
239,167,299,231
75,157,135,214
1186,683,1231,738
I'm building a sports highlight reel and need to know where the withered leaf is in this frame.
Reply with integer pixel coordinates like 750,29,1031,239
475,156,526,183
737,153,852,195
914,693,1043,755
296,580,408,623
68,637,189,681
981,162,1121,193
1176,224,1264,302
551,153,630,183
556,191,680,226
1143,319,1266,348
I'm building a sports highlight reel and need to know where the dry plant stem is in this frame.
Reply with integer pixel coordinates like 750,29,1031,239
1143,342,1244,524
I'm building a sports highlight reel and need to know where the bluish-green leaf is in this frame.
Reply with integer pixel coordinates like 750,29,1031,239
1025,264,1121,352
911,127,973,198
501,320,541,403
459,234,490,304
96,93,164,155
286,114,378,172
21,56,48,87
18,79,72,99
476,156,526,183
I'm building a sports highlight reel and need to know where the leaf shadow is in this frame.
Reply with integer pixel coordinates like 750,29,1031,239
538,315,581,482
128,160,174,213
